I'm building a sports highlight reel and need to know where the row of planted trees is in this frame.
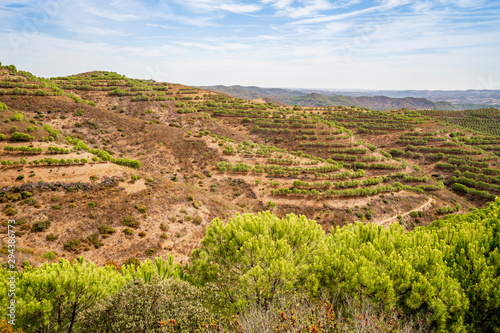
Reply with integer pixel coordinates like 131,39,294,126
3,146,72,154
1,157,90,167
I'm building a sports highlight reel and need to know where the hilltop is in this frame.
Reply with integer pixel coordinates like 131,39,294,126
1,62,500,269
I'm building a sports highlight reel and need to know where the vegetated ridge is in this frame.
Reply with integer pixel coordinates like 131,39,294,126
200,85,500,110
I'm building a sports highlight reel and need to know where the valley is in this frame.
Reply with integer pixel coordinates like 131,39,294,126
1,64,499,268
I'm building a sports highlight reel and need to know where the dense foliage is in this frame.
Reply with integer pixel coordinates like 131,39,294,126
1,200,499,333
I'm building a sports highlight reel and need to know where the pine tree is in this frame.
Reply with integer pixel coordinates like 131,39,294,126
189,211,325,311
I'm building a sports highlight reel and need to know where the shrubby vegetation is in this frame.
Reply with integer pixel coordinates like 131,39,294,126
66,136,141,169
0,143,499,333
10,132,34,142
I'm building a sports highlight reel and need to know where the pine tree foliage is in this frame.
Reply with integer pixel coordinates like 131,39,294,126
189,211,325,310
188,199,500,332
0,258,125,333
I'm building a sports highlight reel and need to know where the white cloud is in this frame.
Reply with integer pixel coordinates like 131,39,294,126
84,7,139,21
261,0,362,18
438,0,488,8
287,0,334,18
66,27,131,36
174,0,261,14
219,3,262,13
290,5,385,25
175,41,251,51
260,0,294,10
146,23,180,30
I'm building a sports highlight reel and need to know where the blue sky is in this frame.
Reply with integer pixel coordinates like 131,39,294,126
0,0,499,90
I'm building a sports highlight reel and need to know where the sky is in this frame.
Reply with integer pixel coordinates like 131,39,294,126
0,0,499,90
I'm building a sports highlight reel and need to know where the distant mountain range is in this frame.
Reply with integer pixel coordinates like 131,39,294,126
198,85,500,110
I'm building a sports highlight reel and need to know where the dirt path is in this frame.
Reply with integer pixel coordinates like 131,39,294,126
375,196,435,227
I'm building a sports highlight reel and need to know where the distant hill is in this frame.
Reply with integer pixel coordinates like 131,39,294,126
198,85,303,100
308,89,500,105
200,85,500,110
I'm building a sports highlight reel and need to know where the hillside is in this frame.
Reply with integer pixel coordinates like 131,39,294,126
312,88,500,106
198,85,304,100
201,85,499,110
1,62,500,270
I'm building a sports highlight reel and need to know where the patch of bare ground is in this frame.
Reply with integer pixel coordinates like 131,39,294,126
375,196,435,228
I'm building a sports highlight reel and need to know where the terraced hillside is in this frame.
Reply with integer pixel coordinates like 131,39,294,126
1,63,499,268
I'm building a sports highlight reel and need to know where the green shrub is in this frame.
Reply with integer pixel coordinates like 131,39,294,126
10,112,23,121
86,233,103,249
121,215,139,228
193,215,202,225
42,251,56,261
98,224,115,235
122,257,140,268
63,238,81,252
123,228,134,235
10,132,34,141
46,234,58,242
80,277,208,332
32,220,51,232
134,204,146,213
4,206,18,216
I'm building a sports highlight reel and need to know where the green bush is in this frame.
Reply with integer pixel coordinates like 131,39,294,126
10,112,24,121
42,251,56,261
121,215,139,228
31,220,51,232
122,257,140,268
45,234,58,242
123,227,134,235
80,277,209,332
193,215,203,225
98,224,115,235
63,238,81,252
10,132,34,141
86,233,103,249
